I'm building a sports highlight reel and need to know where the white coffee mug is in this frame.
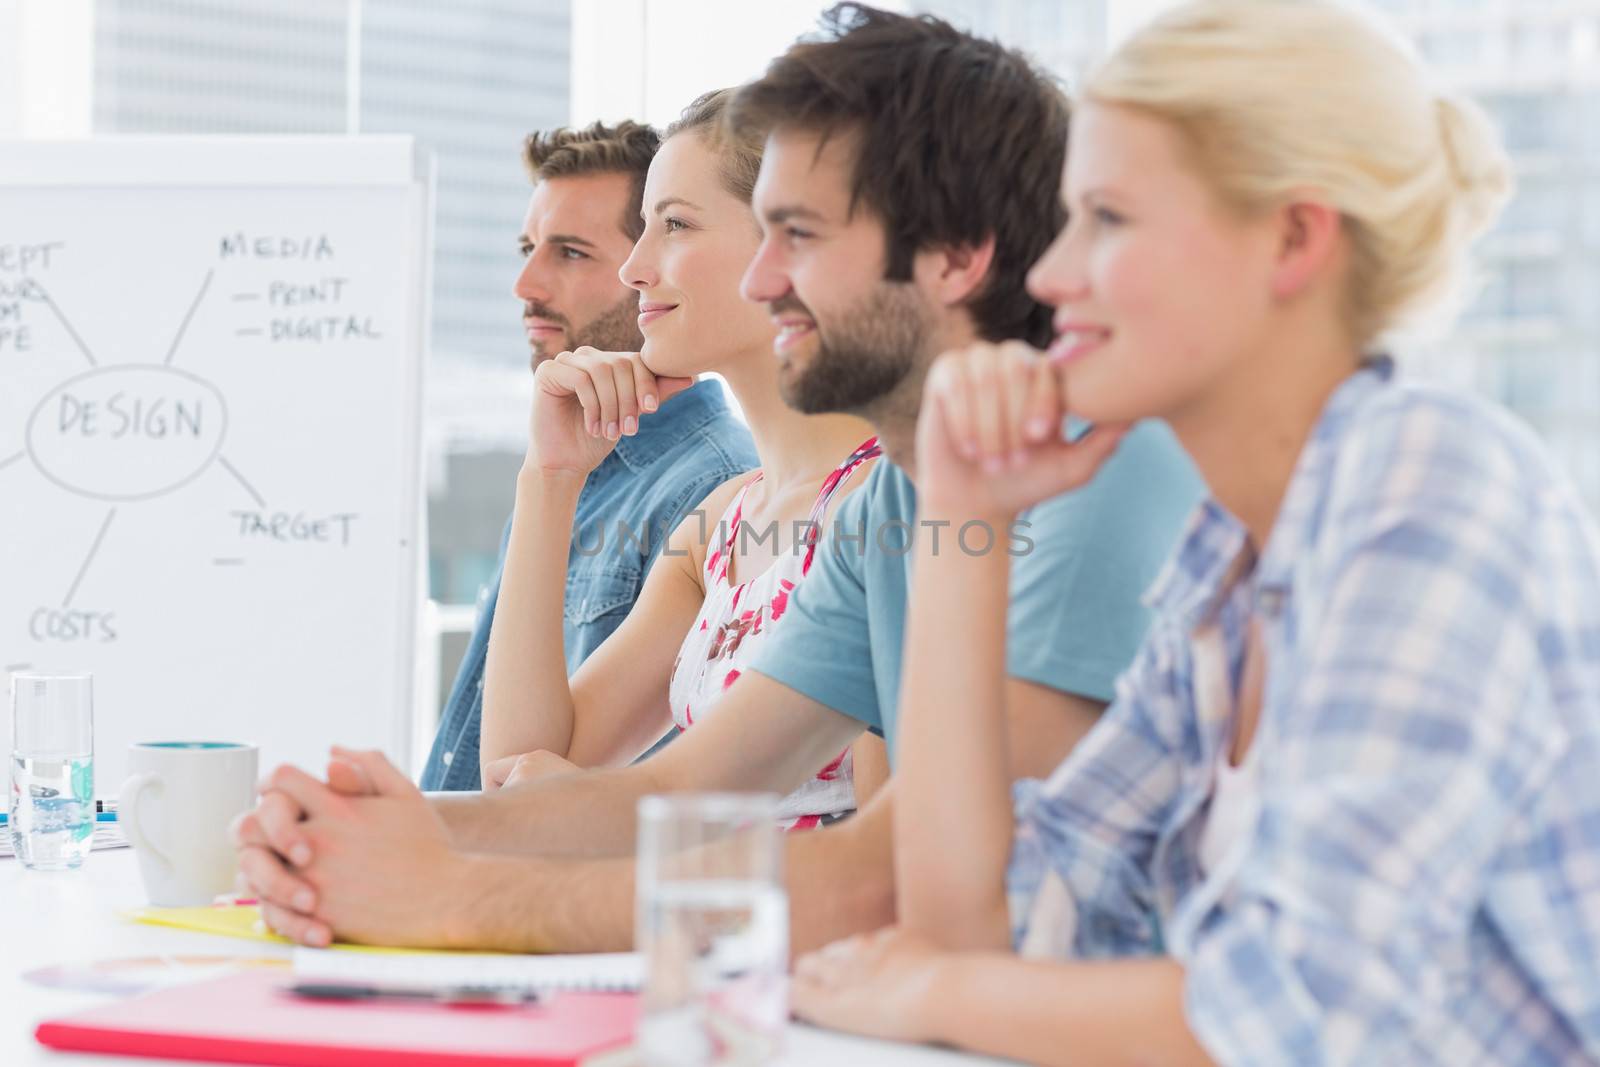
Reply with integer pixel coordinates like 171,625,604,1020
119,741,258,906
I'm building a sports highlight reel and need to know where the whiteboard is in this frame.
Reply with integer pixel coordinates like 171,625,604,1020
0,136,432,794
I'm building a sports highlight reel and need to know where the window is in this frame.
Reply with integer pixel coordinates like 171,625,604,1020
1581,188,1600,248
1421,29,1480,67
1496,176,1562,235
1511,24,1568,66
1483,93,1560,155
1506,261,1564,319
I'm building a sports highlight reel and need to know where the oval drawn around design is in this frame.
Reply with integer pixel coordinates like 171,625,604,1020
25,365,230,502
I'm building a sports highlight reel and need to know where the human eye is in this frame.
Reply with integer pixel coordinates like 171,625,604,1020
1093,206,1125,226
783,225,814,243
664,216,690,233
559,245,588,261
518,239,534,258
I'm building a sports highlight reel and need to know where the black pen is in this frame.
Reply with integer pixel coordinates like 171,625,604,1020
286,981,541,1007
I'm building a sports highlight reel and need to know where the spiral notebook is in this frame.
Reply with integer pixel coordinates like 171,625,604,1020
293,947,644,993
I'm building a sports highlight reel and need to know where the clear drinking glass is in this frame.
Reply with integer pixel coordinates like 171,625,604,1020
9,673,95,870
635,793,788,1067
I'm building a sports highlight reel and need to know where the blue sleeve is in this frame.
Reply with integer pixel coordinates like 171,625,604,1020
1008,625,1187,959
1007,420,1200,702
747,482,884,733
565,427,757,671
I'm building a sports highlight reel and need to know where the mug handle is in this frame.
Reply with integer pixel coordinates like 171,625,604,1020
118,773,173,875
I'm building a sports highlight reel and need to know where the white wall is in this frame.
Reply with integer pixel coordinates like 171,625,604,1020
0,0,94,138
0,2,19,136
1107,0,1184,47
571,0,907,127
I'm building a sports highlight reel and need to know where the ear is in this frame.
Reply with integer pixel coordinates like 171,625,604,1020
1270,197,1342,302
914,234,998,308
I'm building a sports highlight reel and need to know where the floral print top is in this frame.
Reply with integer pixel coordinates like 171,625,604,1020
667,437,881,830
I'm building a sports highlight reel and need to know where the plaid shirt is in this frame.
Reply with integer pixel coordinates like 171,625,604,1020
1008,360,1600,1065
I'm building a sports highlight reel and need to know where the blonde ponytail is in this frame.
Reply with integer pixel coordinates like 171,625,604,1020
1086,0,1513,345
1435,94,1514,240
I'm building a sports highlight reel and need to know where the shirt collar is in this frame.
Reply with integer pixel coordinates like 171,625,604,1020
1254,356,1394,593
1142,499,1248,627
1144,357,1395,626
609,378,732,472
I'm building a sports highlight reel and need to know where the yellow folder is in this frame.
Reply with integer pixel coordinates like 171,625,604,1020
124,904,507,956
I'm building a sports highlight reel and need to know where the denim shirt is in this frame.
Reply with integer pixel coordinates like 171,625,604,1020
421,379,758,790
1006,360,1600,1065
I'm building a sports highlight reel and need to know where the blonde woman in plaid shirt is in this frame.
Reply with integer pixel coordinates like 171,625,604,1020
790,2,1600,1065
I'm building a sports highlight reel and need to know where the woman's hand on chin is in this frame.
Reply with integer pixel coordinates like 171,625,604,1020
916,340,1128,519
526,348,694,477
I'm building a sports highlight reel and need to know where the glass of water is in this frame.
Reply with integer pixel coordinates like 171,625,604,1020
635,793,788,1067
9,673,95,871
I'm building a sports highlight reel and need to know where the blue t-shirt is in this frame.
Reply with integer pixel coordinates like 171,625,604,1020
748,420,1202,761
421,379,758,790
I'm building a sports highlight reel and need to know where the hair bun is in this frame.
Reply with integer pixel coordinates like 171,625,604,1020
1435,94,1514,240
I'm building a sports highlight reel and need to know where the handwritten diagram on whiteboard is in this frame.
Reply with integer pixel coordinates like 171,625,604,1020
1,139,430,791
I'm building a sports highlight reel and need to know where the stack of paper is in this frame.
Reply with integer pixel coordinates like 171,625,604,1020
293,946,644,993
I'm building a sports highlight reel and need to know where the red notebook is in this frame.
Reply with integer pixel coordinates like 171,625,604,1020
35,968,640,1066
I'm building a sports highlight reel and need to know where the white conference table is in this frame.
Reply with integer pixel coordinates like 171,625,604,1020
3,849,1017,1067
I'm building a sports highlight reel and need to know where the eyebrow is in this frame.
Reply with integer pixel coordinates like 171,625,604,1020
1076,187,1123,205
525,232,598,249
763,205,827,225
652,196,704,215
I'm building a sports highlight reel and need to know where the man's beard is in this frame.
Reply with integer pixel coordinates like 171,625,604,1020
778,283,926,416
527,292,644,371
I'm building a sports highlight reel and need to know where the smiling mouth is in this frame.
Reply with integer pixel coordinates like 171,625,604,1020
773,320,816,354
1047,327,1111,366
638,304,678,328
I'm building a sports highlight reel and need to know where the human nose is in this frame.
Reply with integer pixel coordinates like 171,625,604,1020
619,232,657,291
512,248,552,303
740,236,787,305
1026,223,1090,308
